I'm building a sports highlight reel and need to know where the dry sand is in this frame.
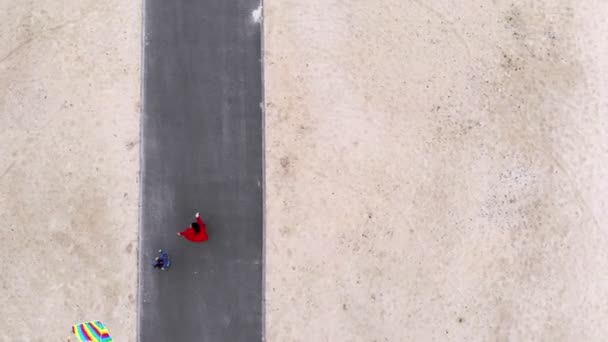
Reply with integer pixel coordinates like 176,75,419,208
0,1,140,340
264,1,608,340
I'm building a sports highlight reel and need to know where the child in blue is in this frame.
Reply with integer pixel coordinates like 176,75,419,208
153,249,171,270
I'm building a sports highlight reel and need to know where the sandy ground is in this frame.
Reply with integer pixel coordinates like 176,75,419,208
0,1,140,341
264,0,608,341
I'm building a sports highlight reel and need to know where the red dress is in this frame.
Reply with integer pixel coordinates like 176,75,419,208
178,216,209,242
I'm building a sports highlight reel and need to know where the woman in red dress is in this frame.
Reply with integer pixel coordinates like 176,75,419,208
177,212,209,243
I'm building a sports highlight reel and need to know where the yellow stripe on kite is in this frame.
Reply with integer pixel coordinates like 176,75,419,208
81,323,98,341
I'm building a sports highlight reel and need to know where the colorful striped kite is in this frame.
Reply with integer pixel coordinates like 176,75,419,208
71,321,113,342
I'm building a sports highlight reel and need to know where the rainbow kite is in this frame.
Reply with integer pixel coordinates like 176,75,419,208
71,321,113,342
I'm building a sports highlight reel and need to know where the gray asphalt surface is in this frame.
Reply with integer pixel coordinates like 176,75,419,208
139,0,263,341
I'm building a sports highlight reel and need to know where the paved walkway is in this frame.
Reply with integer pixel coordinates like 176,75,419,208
139,1,263,340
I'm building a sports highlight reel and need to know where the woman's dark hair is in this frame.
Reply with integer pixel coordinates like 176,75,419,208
192,222,200,233
154,259,164,269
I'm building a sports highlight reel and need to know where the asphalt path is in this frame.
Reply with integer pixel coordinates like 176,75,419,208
139,0,263,340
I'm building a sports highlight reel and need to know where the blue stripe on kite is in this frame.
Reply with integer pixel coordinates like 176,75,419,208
77,325,88,341
87,322,102,338
96,321,112,342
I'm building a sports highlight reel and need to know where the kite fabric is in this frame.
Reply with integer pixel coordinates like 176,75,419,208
71,321,113,342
